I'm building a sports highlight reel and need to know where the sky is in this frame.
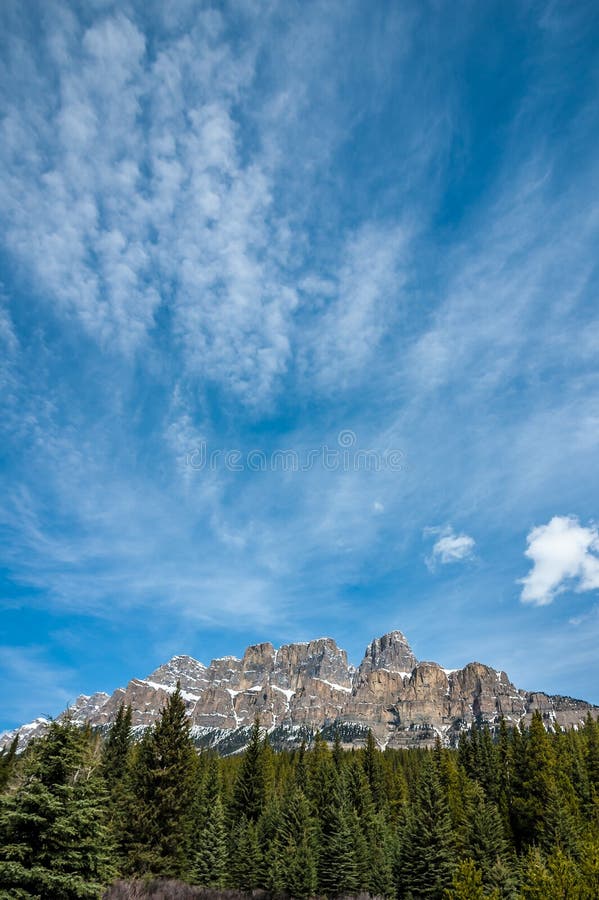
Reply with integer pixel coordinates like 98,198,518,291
1,0,599,732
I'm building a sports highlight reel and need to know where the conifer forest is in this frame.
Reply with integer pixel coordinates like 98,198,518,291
1,688,598,899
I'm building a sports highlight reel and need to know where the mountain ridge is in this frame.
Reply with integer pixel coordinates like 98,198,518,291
3,629,597,753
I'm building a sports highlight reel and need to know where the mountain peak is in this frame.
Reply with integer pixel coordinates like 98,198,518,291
2,629,597,753
359,630,418,675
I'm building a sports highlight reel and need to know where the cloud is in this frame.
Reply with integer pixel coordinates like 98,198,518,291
424,526,476,569
0,4,300,405
300,223,411,390
520,515,599,606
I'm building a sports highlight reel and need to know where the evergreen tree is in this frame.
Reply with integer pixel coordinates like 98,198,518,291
317,770,360,897
319,803,360,897
467,786,508,881
0,718,114,899
228,817,263,890
332,730,344,770
123,685,196,879
230,717,267,823
519,845,583,899
363,728,385,809
511,712,558,848
398,756,455,899
366,810,395,898
192,793,227,887
444,859,490,900
102,703,132,790
191,757,227,888
276,785,317,898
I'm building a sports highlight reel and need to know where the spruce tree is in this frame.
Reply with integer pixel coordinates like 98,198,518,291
190,755,228,888
276,785,317,898
230,717,267,823
519,845,583,899
0,718,115,899
228,817,263,890
398,756,455,899
444,859,496,900
123,684,197,879
318,772,360,897
363,728,385,810
467,786,508,879
192,793,227,887
102,703,133,790
511,712,557,848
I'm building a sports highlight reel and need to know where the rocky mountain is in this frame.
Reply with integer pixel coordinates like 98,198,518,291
2,630,597,753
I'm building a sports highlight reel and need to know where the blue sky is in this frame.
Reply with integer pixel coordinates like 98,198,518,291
1,0,599,731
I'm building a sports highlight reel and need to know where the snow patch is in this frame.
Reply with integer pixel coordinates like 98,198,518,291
142,681,200,702
272,685,295,701
315,678,351,693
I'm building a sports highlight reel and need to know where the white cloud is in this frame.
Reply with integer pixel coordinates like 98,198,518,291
0,6,299,405
520,515,599,606
301,223,410,390
425,525,476,569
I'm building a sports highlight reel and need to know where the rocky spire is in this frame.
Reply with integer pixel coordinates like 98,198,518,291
357,630,418,676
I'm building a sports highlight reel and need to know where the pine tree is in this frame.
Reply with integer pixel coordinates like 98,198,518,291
444,859,500,899
363,728,385,809
519,845,583,899
511,712,557,848
398,756,455,899
192,793,227,887
366,810,395,898
586,715,599,784
123,684,197,879
102,703,133,790
332,730,344,770
189,755,228,888
230,717,267,823
228,817,263,890
317,770,360,897
286,833,318,899
0,718,115,899
276,785,317,899
318,803,360,897
467,785,508,880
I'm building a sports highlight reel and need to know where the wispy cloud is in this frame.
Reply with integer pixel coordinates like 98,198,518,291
1,0,599,728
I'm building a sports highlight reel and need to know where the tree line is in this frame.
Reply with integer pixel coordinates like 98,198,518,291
0,686,598,899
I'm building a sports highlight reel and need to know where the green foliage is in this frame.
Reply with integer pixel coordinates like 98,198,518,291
0,718,115,899
122,685,197,879
398,756,456,899
229,718,268,824
2,707,598,898
102,704,133,791
444,859,488,899
190,755,228,889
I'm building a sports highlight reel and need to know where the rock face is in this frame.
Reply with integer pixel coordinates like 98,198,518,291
2,630,597,753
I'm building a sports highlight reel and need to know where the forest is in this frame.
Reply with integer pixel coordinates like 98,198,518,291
0,686,598,899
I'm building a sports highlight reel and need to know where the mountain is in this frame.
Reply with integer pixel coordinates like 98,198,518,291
2,630,597,753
